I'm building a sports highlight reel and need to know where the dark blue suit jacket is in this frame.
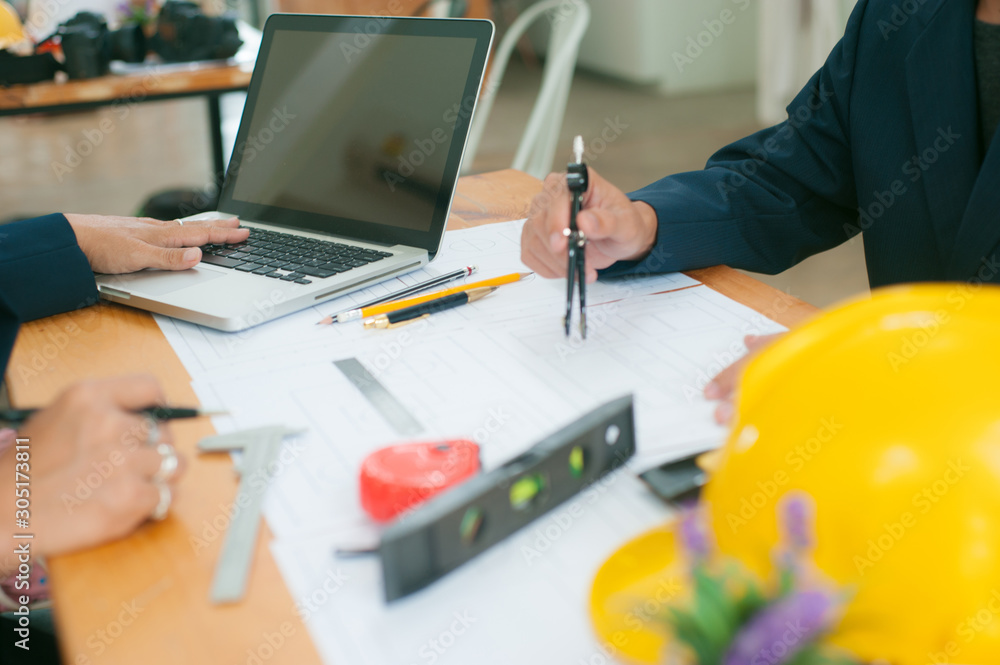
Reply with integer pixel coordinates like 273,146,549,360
608,0,999,288
0,215,98,375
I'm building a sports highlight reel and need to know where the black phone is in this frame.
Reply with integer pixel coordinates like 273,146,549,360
638,451,710,504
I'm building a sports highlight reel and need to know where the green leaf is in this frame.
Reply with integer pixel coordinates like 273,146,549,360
729,574,767,626
783,644,863,665
667,607,715,665
691,567,738,636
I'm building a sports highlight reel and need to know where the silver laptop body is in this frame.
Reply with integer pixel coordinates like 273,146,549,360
96,13,495,332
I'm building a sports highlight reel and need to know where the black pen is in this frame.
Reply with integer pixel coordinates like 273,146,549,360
0,407,228,426
318,265,478,324
363,287,497,329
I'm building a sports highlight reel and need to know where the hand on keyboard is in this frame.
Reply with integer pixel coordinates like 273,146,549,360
64,214,249,274
199,227,392,285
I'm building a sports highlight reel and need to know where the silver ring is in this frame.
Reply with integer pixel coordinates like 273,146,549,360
175,218,184,226
153,443,179,483
144,417,160,446
151,482,172,521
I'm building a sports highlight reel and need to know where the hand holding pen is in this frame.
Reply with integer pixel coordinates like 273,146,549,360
9,376,196,559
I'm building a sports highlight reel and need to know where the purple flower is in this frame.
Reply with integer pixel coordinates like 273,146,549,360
780,492,815,552
723,590,836,665
678,505,713,561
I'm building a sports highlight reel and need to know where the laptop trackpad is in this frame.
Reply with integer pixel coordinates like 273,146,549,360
109,268,226,296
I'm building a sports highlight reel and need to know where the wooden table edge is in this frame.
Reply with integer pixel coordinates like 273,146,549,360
0,63,253,113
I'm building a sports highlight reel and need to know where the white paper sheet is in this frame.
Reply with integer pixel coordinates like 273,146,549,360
270,473,672,665
154,219,787,664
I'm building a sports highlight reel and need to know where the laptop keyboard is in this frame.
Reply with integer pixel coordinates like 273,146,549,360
199,227,393,284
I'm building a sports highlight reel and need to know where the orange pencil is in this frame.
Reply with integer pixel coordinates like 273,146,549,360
333,272,530,324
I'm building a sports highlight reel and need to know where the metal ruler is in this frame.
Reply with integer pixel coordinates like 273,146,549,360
334,358,423,436
199,426,303,604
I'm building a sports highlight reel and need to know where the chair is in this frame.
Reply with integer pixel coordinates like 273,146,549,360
463,0,591,180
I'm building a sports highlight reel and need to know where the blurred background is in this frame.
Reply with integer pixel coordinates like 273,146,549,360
0,0,868,308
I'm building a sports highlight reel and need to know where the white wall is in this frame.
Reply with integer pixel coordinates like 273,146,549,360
576,0,758,95
575,0,858,99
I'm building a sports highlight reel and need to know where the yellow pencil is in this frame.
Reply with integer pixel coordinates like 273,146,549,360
336,272,530,323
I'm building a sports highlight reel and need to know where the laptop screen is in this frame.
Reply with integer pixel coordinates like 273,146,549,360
219,14,494,258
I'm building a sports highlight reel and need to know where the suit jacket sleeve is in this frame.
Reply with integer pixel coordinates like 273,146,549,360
602,0,870,279
0,214,98,374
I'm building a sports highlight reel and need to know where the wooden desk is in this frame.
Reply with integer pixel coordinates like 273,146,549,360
0,61,253,178
6,169,818,665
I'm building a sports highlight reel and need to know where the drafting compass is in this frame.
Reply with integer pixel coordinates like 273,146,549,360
565,135,589,338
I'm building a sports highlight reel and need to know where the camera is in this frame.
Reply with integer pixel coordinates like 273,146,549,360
5,1,244,83
150,1,242,63
58,11,146,79
54,1,242,79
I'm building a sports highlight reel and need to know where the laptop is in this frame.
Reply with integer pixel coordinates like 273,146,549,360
96,13,495,332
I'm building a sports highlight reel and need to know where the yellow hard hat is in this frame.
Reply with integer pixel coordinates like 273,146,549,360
591,284,1000,664
709,283,1000,663
0,0,25,50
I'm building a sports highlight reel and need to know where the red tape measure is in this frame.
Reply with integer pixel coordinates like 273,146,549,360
359,439,481,522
